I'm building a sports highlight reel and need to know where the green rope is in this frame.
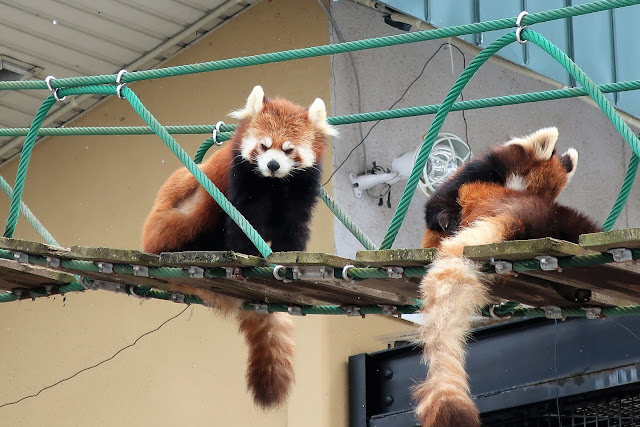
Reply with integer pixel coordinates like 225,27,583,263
318,187,378,251
1,79,640,140
3,96,57,238
0,0,637,91
602,153,640,231
0,175,58,246
381,29,640,249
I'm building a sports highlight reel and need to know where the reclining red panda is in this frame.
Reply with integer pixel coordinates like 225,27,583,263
415,128,599,426
142,86,336,409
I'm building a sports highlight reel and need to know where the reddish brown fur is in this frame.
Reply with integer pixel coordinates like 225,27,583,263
416,129,596,426
142,89,332,410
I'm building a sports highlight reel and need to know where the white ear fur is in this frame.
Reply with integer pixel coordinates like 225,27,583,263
504,127,558,160
564,148,579,181
308,98,338,137
229,86,265,120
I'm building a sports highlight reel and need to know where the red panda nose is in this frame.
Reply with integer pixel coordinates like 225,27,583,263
267,160,280,172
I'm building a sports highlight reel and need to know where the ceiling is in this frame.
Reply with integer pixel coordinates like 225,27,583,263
0,0,259,164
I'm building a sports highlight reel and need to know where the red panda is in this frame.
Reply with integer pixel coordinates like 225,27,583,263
141,86,337,409
414,128,599,426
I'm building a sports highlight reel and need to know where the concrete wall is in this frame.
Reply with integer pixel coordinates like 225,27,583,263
0,0,416,425
329,1,640,258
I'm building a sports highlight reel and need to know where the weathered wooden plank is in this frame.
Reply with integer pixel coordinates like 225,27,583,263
488,275,630,307
464,238,598,261
579,228,640,252
355,248,438,267
0,258,76,292
351,277,421,300
268,252,355,268
0,237,69,257
160,251,266,268
525,265,640,305
69,246,161,266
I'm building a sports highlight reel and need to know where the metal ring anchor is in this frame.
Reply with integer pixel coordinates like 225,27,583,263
515,11,529,45
342,264,354,281
116,69,128,98
45,75,66,102
273,265,287,280
212,121,226,146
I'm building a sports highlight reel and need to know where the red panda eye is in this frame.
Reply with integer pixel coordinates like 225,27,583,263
261,143,268,151
284,148,294,155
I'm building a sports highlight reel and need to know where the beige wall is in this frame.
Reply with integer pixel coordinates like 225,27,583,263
0,0,415,425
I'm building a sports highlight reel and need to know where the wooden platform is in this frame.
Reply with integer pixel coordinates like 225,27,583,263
0,229,639,310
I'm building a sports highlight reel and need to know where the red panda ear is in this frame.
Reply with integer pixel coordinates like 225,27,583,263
560,148,579,180
308,98,338,137
504,127,558,161
229,85,265,120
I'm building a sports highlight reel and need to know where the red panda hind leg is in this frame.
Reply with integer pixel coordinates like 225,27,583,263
415,216,512,427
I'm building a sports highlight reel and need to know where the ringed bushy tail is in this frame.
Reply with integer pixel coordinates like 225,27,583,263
414,217,508,426
170,284,295,408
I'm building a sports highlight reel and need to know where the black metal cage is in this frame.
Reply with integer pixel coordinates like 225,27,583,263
349,317,640,427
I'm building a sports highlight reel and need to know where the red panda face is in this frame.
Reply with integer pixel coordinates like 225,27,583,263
229,86,337,179
499,127,578,200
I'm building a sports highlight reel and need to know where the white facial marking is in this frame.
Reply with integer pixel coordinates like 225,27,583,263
505,173,527,191
257,149,294,178
282,141,293,151
297,145,315,168
263,137,273,148
240,136,259,161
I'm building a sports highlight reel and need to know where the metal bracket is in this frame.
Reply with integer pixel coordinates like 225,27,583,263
583,307,604,320
46,256,60,268
273,265,287,281
542,305,564,320
515,10,529,44
342,265,354,282
344,306,364,318
225,267,243,279
380,305,399,316
292,266,335,281
170,292,185,304
386,267,404,279
287,306,305,316
133,265,149,277
13,289,23,299
490,258,513,275
13,252,28,264
608,248,633,263
97,262,113,274
250,303,270,314
188,266,204,279
536,256,560,272
92,280,124,293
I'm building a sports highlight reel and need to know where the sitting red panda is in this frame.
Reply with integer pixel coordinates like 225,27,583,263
414,128,599,427
141,86,336,409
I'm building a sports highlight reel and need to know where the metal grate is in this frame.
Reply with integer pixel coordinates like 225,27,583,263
482,386,640,427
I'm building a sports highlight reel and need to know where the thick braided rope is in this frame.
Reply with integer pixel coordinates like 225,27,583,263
602,154,640,231
3,96,57,238
2,79,640,139
1,79,640,140
0,0,637,91
0,175,58,245
120,87,273,258
381,30,640,249
318,187,378,250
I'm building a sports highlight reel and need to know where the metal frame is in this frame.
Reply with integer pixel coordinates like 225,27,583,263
349,316,640,426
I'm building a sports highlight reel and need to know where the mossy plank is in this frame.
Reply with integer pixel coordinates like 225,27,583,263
0,237,69,257
0,259,76,292
160,251,266,268
267,252,355,268
355,248,438,267
464,238,598,261
579,228,640,252
69,246,161,266
524,265,640,304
